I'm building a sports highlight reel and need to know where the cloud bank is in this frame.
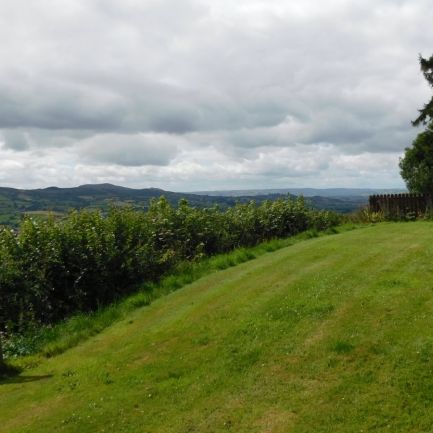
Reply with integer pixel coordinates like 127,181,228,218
0,0,432,190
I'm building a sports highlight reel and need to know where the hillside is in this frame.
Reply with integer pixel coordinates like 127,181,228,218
0,184,363,227
2,223,433,432
0,183,250,226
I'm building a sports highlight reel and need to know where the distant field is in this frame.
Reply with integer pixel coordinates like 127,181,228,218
2,222,433,432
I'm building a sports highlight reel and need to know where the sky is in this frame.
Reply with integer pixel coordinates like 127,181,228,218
0,0,432,191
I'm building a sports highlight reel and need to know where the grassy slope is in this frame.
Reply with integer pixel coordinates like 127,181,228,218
2,222,433,432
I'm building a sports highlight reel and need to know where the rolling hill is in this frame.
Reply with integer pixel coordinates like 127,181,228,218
1,222,433,432
0,183,286,226
0,184,367,227
0,184,240,224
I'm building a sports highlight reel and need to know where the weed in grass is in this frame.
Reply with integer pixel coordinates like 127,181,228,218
99,372,114,385
192,336,210,346
227,347,262,373
311,303,335,318
331,341,355,354
167,370,183,380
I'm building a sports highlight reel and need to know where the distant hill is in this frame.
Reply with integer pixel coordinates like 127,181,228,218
193,187,407,197
0,184,290,226
0,183,370,227
193,187,409,215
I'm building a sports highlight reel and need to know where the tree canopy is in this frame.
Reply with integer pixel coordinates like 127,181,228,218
400,124,433,193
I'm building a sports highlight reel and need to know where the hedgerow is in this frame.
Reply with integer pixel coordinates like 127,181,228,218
0,196,340,331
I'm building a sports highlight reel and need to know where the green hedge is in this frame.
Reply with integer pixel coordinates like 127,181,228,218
0,196,340,330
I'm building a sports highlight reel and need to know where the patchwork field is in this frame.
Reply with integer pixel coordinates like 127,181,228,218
2,223,433,432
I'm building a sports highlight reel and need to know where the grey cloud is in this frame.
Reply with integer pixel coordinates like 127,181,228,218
0,80,126,130
77,133,181,166
0,0,431,189
1,130,31,150
0,128,96,151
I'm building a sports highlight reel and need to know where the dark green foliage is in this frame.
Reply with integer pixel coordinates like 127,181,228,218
0,196,340,334
412,55,433,127
400,125,433,193
331,340,355,354
400,54,433,193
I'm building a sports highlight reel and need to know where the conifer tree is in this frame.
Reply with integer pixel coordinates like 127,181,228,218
412,55,433,126
400,55,433,193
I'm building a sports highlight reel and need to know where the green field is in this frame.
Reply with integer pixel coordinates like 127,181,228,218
2,222,433,432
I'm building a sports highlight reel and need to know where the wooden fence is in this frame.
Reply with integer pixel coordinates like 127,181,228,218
369,193,433,218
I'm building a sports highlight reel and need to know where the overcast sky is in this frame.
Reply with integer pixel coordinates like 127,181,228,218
0,0,432,191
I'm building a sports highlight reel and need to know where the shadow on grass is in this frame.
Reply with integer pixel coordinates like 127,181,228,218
0,363,51,384
0,374,53,385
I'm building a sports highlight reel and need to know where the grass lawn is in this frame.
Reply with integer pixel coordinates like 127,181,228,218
2,222,433,432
